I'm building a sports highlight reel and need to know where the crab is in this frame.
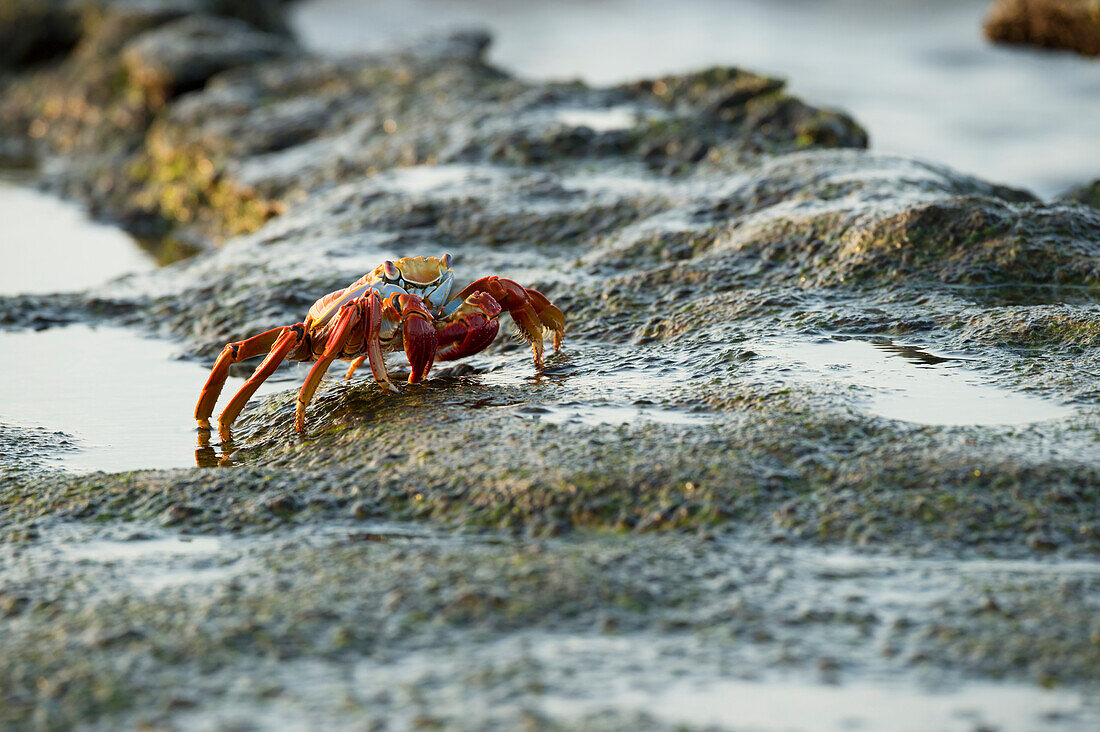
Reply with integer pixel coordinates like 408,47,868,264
194,254,565,436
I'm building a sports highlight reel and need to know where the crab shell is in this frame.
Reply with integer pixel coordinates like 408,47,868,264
369,254,457,313
305,254,458,343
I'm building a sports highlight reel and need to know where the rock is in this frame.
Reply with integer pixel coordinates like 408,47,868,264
0,0,81,70
350,500,374,520
160,502,200,525
1,7,1100,725
2,7,868,242
1058,178,1100,209
263,492,300,515
0,0,293,197
0,591,30,617
121,15,290,102
984,0,1100,57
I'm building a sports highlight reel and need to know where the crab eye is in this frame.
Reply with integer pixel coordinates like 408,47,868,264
442,253,453,269
382,260,399,281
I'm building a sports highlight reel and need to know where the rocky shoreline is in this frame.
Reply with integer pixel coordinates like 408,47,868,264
1,1,1099,729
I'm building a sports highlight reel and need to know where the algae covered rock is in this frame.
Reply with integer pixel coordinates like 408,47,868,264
0,6,1096,551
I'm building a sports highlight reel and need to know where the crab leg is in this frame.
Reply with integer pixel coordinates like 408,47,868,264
296,301,362,433
344,355,368,380
522,287,566,352
215,325,306,437
195,325,304,430
453,277,565,365
403,314,436,382
342,293,398,391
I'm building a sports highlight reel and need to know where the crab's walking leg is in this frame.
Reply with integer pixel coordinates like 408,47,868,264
454,277,566,365
344,355,368,380
343,293,399,392
523,287,566,352
217,325,306,438
296,301,362,433
195,325,304,430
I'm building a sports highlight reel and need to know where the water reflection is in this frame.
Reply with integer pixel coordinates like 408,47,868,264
195,428,237,468
756,337,1072,426
0,325,289,472
0,179,203,296
872,341,961,367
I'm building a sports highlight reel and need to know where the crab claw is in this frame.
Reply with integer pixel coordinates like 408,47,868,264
385,293,437,384
465,290,503,319
436,291,502,361
403,314,436,383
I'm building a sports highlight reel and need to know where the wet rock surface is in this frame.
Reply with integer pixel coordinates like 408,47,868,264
984,0,1100,57
120,14,290,102
1,2,1099,729
1061,178,1100,209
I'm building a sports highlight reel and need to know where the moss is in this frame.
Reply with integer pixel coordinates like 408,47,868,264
923,579,1100,683
956,309,1100,350
128,135,283,242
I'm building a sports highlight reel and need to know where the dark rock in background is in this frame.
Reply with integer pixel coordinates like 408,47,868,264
984,0,1100,57
1060,178,1100,208
121,14,290,103
0,0,82,69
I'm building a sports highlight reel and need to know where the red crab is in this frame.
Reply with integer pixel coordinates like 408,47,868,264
194,255,565,436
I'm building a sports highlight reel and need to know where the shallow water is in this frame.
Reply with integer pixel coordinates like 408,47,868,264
755,338,1073,426
0,179,156,295
540,671,1095,731
0,325,290,472
293,0,1100,196
59,534,222,562
551,106,639,132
